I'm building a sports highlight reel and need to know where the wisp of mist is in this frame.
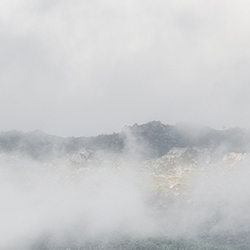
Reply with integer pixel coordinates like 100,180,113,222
1,145,250,249
0,154,156,249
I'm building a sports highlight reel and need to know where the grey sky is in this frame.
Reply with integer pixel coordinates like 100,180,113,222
1,0,250,136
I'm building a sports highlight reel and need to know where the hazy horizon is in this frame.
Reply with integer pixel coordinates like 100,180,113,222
0,120,247,139
1,1,250,136
1,2,250,249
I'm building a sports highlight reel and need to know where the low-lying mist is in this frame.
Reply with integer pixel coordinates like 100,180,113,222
0,155,156,249
1,145,250,249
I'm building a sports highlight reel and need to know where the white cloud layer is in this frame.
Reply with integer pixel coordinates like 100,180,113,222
1,0,250,136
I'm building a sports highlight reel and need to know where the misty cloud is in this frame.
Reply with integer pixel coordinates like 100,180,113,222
1,0,250,136
0,125,250,248
0,156,156,249
1,148,250,249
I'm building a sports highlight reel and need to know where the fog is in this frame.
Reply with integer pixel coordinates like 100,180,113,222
1,1,250,136
0,156,156,249
1,0,250,248
157,163,250,237
1,145,250,249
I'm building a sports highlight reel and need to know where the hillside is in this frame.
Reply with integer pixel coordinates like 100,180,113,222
0,121,249,161
1,122,250,249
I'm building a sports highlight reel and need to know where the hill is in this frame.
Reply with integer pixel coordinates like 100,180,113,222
0,121,249,160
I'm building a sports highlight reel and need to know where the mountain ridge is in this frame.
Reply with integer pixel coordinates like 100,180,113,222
0,121,249,160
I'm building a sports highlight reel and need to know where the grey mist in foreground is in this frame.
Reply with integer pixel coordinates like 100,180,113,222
1,122,250,250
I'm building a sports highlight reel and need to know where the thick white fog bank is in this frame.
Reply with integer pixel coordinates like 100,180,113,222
0,156,156,249
1,153,250,248
188,163,250,233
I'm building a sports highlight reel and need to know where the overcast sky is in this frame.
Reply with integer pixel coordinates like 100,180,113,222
0,0,250,137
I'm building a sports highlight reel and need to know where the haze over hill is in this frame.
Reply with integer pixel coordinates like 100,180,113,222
1,121,250,249
0,121,249,161
2,1,250,248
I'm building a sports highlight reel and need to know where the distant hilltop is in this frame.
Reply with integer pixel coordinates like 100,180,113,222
0,121,249,161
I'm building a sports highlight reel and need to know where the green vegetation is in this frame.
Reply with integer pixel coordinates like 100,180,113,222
32,237,234,250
